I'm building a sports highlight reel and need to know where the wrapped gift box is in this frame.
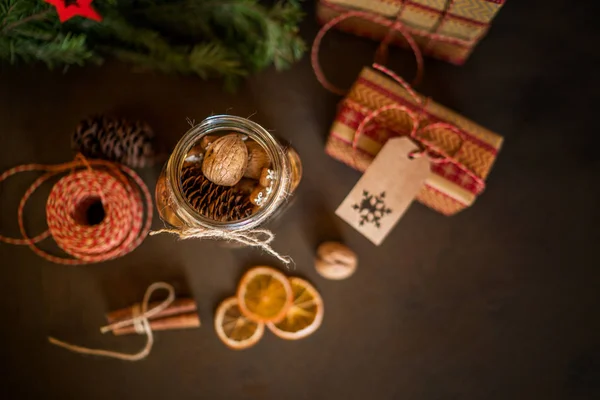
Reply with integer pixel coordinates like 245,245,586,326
317,0,506,65
325,66,503,215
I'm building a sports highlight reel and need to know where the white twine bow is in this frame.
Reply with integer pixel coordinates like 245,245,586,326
150,228,293,265
48,282,175,362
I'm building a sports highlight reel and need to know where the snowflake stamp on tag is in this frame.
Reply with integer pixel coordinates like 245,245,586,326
352,190,392,228
335,137,431,245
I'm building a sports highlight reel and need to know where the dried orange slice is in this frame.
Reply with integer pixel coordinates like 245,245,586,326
214,297,264,350
267,277,324,340
237,266,293,323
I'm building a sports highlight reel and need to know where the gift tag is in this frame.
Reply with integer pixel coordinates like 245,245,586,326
336,137,431,245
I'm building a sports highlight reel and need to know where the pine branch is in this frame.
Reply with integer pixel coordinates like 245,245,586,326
1,0,94,67
188,42,245,78
1,8,51,34
0,0,306,83
132,0,305,71
81,10,245,79
107,42,244,80
9,25,54,40
1,0,54,32
0,1,18,28
1,32,97,66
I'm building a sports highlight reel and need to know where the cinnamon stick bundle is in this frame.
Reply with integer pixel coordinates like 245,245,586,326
105,298,200,336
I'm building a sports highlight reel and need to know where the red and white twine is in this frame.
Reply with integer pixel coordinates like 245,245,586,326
0,155,152,265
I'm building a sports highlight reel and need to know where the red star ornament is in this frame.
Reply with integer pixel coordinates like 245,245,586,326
44,0,102,23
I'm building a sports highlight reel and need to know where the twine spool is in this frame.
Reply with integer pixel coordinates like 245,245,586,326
0,155,152,265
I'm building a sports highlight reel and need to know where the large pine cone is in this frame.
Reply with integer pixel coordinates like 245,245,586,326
72,115,155,168
181,166,254,222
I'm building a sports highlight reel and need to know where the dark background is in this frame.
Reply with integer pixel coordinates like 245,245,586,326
1,1,599,399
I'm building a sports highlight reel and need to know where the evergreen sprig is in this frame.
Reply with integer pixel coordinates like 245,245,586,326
0,0,305,82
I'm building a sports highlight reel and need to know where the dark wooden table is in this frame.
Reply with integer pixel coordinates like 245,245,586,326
1,1,598,399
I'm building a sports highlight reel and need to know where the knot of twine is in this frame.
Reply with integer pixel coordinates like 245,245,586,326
150,228,293,265
48,282,175,362
0,154,152,265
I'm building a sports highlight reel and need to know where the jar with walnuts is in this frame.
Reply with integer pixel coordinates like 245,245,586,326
156,115,302,231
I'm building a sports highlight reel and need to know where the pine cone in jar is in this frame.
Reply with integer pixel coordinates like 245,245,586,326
181,166,254,222
202,134,248,186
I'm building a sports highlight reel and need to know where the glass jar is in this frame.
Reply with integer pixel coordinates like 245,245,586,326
156,115,301,231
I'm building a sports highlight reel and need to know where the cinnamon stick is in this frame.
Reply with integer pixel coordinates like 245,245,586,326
109,312,201,336
105,298,197,325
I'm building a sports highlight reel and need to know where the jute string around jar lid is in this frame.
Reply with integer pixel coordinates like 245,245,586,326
150,164,293,265
150,227,293,265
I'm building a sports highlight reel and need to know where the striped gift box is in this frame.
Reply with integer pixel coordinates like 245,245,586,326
325,67,503,215
317,0,506,65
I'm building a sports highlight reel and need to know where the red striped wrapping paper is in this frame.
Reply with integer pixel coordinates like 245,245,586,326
317,0,506,65
325,66,503,215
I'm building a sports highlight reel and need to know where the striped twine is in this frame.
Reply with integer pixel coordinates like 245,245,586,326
0,154,152,265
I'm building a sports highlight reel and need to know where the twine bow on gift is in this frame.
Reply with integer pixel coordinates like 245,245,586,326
354,64,486,194
48,282,176,361
311,7,486,194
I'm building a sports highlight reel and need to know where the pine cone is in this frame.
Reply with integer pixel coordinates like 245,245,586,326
72,115,155,168
181,166,254,222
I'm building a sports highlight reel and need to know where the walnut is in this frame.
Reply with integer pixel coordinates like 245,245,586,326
244,141,271,180
202,134,248,186
315,242,357,280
